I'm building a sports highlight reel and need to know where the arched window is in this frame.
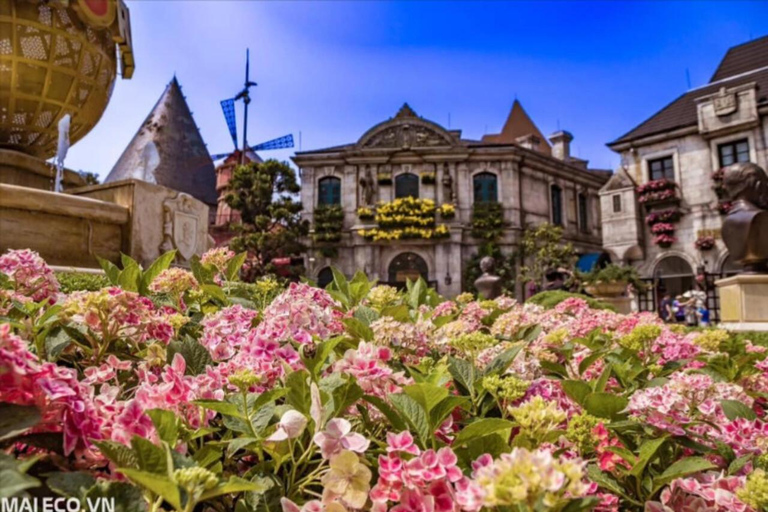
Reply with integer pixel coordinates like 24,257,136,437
317,267,334,289
388,252,428,285
551,185,563,226
318,177,341,205
395,173,419,199
473,172,498,203
654,256,694,299
578,192,589,233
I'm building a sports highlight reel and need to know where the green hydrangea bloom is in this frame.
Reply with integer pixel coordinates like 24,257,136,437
564,413,601,454
483,375,530,403
508,396,566,441
451,332,497,357
618,324,662,352
737,469,768,510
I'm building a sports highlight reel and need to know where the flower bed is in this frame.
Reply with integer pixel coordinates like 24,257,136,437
2,248,768,512
358,197,450,241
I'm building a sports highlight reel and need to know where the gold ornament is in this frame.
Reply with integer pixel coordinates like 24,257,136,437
0,0,133,159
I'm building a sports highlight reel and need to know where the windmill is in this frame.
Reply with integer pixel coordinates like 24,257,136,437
210,49,294,165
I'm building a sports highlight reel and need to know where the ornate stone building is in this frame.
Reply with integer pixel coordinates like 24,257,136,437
293,101,610,297
601,36,768,311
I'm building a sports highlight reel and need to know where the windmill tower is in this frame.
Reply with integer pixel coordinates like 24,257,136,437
211,50,294,233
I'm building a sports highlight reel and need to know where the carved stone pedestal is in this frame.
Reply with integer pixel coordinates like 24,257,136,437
716,274,768,332
599,296,633,315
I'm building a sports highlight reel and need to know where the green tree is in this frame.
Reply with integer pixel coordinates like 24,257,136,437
517,223,576,291
225,160,308,280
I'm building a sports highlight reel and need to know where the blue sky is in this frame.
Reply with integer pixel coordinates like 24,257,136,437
65,0,768,178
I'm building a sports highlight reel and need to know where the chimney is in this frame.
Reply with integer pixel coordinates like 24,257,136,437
548,130,573,161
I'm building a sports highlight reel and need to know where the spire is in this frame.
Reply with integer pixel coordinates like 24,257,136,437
105,77,217,205
482,100,552,155
395,103,417,118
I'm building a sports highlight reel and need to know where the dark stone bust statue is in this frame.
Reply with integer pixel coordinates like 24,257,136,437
721,162,768,274
474,256,503,299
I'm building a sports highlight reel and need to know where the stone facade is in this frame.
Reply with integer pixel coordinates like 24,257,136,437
293,103,609,297
602,36,768,304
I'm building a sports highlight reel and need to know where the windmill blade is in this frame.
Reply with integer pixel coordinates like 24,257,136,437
210,151,233,161
220,98,238,148
250,134,294,151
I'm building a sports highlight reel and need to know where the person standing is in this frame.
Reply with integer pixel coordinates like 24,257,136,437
659,293,673,322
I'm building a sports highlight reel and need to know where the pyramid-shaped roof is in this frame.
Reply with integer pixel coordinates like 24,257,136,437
105,77,217,205
482,100,552,155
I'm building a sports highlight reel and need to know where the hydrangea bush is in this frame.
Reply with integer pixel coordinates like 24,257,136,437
1,249,768,512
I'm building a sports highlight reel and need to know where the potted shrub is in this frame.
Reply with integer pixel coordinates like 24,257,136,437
579,264,643,298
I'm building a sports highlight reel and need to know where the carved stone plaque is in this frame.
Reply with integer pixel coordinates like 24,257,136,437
173,211,198,261
713,87,737,117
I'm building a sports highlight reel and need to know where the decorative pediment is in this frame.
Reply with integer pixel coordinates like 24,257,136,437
695,82,758,136
358,104,455,149
601,167,636,193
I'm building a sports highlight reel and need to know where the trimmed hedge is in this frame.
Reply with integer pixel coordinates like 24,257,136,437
56,272,110,293
527,290,616,312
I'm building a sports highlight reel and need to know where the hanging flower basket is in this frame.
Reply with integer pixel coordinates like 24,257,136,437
420,172,436,185
645,208,682,226
650,222,676,235
695,236,716,251
654,234,676,248
377,173,392,186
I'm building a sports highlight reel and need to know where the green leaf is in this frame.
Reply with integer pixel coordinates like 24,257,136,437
96,255,120,284
403,383,449,414
583,392,628,420
561,380,592,407
448,357,477,397
45,471,96,498
226,252,248,281
94,440,139,469
302,337,343,379
193,399,243,419
131,437,168,475
329,379,364,418
728,454,752,476
286,370,312,415
139,250,177,295
630,436,668,477
147,409,180,446
0,468,40,498
167,338,213,376
594,363,613,393
720,399,757,421
429,396,469,430
379,304,410,322
0,403,41,442
117,261,141,293
455,433,509,467
84,481,148,512
44,327,72,361
226,437,259,458
655,457,717,488
118,469,181,510
353,305,379,326
199,476,270,501
361,395,407,431
453,418,514,446
578,351,603,376
342,317,373,342
482,344,523,376
201,284,228,303
390,394,430,447
190,256,215,285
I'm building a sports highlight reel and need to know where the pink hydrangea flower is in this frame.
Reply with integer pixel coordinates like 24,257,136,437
313,418,370,459
0,249,59,302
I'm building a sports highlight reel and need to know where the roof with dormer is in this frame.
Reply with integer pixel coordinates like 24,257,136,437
481,100,552,156
105,77,217,205
609,35,768,148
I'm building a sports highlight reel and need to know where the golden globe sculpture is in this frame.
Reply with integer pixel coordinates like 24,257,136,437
0,0,134,159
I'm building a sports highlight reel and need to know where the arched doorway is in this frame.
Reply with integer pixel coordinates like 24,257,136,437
317,267,334,289
388,252,428,286
654,256,694,299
